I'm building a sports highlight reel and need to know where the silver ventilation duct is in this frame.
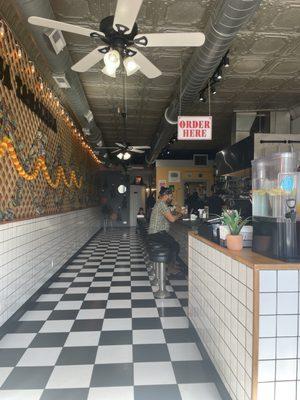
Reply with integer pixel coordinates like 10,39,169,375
14,0,103,145
148,0,262,164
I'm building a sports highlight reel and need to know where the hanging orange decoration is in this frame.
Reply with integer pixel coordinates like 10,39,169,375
0,136,83,189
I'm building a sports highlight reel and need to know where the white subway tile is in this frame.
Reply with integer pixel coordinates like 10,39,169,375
260,270,277,292
259,338,276,360
278,270,299,292
258,360,275,382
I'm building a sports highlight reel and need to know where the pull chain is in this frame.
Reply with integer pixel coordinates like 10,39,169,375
208,80,211,116
179,54,183,117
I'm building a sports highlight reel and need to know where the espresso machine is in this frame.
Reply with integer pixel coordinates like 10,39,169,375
252,152,300,261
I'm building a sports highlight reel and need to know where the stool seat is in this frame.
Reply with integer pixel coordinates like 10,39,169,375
149,249,171,263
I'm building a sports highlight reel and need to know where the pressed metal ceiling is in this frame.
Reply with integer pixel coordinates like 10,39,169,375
5,0,300,152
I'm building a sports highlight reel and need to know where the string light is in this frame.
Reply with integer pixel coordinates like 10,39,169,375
16,44,22,59
38,77,44,91
29,61,35,74
0,21,4,39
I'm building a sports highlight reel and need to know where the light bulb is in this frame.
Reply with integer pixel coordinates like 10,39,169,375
29,61,35,74
104,49,120,70
123,57,139,76
117,152,124,160
102,66,116,78
16,45,22,59
123,152,131,160
0,22,5,39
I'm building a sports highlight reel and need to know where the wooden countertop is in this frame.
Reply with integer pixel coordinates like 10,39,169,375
189,232,300,270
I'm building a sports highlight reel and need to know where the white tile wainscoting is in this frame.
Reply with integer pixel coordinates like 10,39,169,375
0,207,101,327
258,269,300,400
188,232,300,400
188,233,254,400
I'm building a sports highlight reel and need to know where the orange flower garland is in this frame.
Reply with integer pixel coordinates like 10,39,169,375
0,136,83,189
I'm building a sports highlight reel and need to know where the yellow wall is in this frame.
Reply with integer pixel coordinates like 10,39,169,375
156,165,214,206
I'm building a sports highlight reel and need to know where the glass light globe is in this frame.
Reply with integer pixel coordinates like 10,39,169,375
123,57,139,76
123,152,131,160
104,49,120,69
117,152,124,160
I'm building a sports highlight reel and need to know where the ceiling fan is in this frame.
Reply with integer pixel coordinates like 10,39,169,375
97,142,151,160
28,0,205,79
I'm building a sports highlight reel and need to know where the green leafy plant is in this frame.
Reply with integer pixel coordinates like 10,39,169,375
220,210,251,236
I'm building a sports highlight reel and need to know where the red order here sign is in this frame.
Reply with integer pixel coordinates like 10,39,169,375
177,116,212,140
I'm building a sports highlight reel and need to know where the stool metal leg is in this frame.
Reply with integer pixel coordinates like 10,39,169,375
154,262,171,299
151,262,159,286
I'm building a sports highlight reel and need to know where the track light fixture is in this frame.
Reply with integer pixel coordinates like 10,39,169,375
223,52,230,68
199,92,206,102
211,86,217,95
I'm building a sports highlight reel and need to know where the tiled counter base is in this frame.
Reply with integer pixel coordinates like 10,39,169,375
188,232,300,400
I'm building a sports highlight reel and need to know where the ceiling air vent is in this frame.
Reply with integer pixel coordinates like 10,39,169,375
84,110,94,123
193,154,208,166
52,74,71,89
45,29,66,55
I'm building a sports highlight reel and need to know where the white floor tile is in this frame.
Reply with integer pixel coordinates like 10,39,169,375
0,333,36,348
85,293,108,301
65,331,100,347
59,273,77,278
167,343,202,361
109,286,131,293
132,308,159,318
131,281,150,287
46,365,93,389
95,345,133,364
36,294,63,302
131,292,154,300
0,390,43,400
161,317,189,329
0,367,13,386
67,265,82,270
76,309,105,320
73,277,93,283
17,347,62,366
55,301,83,310
91,281,111,287
179,383,222,400
155,299,181,308
133,329,165,344
19,310,52,321
88,387,134,400
134,362,176,385
102,318,132,331
40,320,74,333
49,282,71,289
66,287,89,294
176,291,188,299
106,300,131,309
112,276,131,281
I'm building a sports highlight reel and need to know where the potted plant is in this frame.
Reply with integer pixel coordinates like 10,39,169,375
220,210,251,251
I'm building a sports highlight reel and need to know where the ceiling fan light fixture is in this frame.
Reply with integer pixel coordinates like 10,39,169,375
102,66,117,78
123,151,131,160
123,57,140,76
104,49,120,70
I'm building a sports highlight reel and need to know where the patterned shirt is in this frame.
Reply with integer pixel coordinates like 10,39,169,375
148,200,170,234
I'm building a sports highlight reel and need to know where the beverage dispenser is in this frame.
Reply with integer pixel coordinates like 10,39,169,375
252,152,300,261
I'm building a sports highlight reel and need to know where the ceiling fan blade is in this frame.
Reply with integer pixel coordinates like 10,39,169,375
113,0,143,34
112,149,121,154
115,142,126,148
71,46,107,72
131,148,145,153
135,32,205,47
131,146,151,149
131,49,161,79
28,16,105,39
96,147,118,149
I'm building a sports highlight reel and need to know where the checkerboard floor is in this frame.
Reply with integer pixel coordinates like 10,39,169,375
0,229,226,400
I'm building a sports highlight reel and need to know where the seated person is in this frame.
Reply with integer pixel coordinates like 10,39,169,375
137,207,145,217
148,187,182,274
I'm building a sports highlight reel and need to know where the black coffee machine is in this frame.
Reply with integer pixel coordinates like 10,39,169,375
252,153,300,261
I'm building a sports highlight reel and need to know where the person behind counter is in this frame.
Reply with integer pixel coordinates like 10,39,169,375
186,190,205,215
148,186,183,273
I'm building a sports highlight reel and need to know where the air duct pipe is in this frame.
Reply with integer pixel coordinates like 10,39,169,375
14,0,103,145
148,0,262,164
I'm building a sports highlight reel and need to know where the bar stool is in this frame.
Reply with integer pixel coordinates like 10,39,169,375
146,240,166,284
148,246,172,299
